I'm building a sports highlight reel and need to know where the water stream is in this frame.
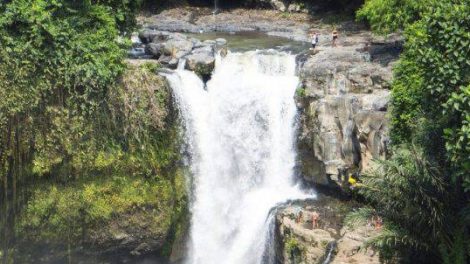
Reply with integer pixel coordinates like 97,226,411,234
165,50,312,264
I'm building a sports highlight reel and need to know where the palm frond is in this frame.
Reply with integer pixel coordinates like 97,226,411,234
354,145,453,259
344,207,375,229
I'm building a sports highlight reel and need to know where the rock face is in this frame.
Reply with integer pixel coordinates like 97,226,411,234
296,43,399,188
275,197,380,264
88,210,168,257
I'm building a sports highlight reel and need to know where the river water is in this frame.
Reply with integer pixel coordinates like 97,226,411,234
165,50,311,264
185,32,308,53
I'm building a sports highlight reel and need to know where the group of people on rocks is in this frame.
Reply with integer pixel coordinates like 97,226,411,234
309,29,339,51
291,167,385,232
293,209,320,229
293,208,383,231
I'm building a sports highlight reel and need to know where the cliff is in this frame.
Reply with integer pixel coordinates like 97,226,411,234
296,35,402,188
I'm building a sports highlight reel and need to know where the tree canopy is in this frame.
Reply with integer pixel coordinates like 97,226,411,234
354,0,470,262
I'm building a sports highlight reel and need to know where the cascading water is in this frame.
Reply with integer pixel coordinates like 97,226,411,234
165,50,312,264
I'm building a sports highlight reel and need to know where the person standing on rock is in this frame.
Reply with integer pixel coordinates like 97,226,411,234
332,29,339,47
373,216,383,230
296,210,303,223
311,32,319,50
311,211,319,229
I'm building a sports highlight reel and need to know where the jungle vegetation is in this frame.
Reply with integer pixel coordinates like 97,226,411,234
0,0,186,262
348,0,470,263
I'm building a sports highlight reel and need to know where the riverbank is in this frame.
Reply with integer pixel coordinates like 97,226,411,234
137,7,371,42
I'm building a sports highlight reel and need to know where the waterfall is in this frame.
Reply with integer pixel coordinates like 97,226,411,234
165,50,311,264
322,241,337,264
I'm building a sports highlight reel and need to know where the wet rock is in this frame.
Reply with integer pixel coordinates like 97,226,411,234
151,31,171,43
190,37,203,47
158,55,179,69
287,3,304,13
130,242,151,256
202,39,216,46
145,43,164,57
120,236,136,246
138,29,161,43
215,38,227,46
137,28,228,76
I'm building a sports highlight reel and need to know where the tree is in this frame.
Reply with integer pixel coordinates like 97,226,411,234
389,0,470,188
0,0,141,260
357,0,435,33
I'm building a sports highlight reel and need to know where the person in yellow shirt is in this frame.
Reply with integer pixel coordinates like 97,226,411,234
348,172,361,190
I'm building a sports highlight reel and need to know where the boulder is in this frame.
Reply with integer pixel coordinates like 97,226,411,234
184,46,216,78
139,29,161,44
158,55,179,69
151,31,171,43
141,31,193,61
287,3,304,13
190,37,203,47
136,28,227,76
215,38,227,46
270,0,287,12
162,37,193,59
145,43,164,57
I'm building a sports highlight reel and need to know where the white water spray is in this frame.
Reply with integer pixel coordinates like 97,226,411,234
165,50,312,264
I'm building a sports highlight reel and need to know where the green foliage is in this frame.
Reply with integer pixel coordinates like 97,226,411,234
390,1,470,184
344,207,374,228
359,147,446,246
296,85,307,98
0,0,128,184
358,2,470,260
0,1,184,259
19,172,187,244
0,0,127,116
285,235,304,260
354,146,468,263
8,58,185,257
443,84,470,190
94,0,144,31
357,0,434,34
